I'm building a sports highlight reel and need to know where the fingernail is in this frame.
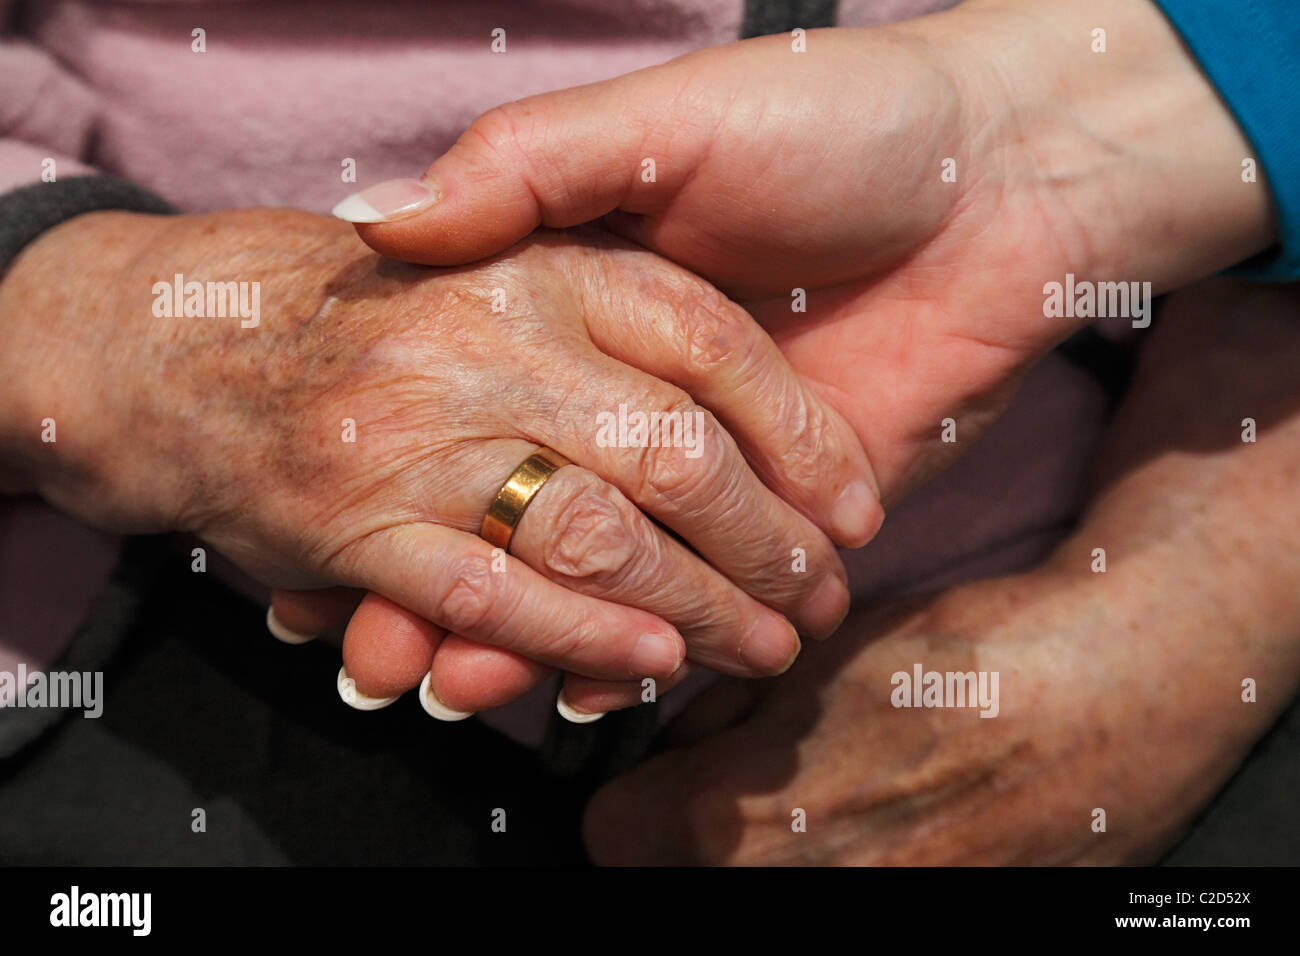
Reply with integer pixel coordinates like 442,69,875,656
556,693,606,724
801,577,851,640
831,480,882,548
337,665,398,711
418,672,472,722
629,633,684,678
267,606,315,645
331,178,439,223
739,613,801,674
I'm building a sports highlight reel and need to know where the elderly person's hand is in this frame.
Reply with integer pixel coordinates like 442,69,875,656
0,208,880,696
347,0,1274,501
324,0,1279,719
582,279,1300,864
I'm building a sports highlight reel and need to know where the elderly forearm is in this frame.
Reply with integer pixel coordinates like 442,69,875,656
1042,281,1300,711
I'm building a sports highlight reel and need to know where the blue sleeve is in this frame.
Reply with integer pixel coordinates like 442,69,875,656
1151,0,1300,280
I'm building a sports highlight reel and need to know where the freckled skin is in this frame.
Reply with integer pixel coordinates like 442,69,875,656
2,210,563,579
583,281,1300,865
278,0,1279,712
286,0,1284,723
0,214,682,578
0,207,871,682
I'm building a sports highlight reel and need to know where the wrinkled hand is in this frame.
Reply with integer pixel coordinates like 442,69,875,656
0,209,882,692
582,280,1300,864
352,0,1273,499
322,0,1275,719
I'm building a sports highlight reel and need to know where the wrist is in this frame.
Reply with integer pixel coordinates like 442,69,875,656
936,0,1275,289
0,210,174,512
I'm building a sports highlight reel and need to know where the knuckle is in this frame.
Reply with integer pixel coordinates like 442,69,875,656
663,275,753,378
535,619,600,668
745,568,808,611
637,437,710,508
433,553,499,634
462,101,531,168
538,474,645,589
632,397,732,507
750,544,838,610
465,100,575,213
769,387,834,488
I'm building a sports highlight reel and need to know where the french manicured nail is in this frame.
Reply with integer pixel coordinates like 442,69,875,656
266,606,315,645
801,576,851,640
740,613,801,674
337,666,398,711
331,178,438,223
629,633,684,678
556,694,606,724
418,672,472,722
831,480,881,548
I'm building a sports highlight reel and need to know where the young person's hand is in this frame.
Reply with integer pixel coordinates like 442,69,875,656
348,0,1273,498
319,0,1277,720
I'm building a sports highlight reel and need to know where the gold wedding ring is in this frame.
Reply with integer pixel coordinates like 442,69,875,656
479,447,571,552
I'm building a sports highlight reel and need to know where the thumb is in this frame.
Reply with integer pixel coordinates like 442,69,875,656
334,76,704,265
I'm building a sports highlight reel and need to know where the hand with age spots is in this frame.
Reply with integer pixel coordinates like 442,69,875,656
585,282,1300,864
309,0,1277,720
0,209,882,702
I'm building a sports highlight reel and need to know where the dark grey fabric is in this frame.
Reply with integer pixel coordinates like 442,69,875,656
0,539,154,759
0,176,176,280
742,0,838,39
0,542,592,865
0,537,1295,863
0,175,172,756
1162,700,1300,865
